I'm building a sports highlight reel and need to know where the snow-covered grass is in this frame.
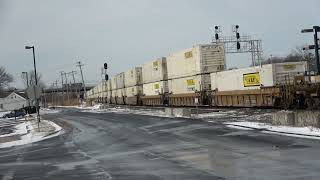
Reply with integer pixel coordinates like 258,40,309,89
0,120,63,148
225,121,320,139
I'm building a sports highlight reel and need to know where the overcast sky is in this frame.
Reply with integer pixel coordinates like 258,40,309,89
0,0,319,88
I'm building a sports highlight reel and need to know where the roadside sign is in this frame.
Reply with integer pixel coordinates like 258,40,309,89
26,85,42,100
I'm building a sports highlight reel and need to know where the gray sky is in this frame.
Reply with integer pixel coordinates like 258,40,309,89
0,0,319,88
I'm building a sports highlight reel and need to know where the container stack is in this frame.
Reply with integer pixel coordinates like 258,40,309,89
110,76,117,104
210,62,308,92
115,72,125,104
124,67,143,105
106,80,112,103
142,57,168,96
166,44,225,106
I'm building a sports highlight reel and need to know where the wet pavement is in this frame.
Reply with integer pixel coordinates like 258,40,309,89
0,108,320,179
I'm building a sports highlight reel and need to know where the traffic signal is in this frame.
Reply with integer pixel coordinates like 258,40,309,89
236,32,240,39
215,33,219,40
237,42,241,50
104,63,108,69
214,26,220,40
105,74,109,81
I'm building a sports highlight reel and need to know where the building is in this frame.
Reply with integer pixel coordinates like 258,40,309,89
0,92,29,111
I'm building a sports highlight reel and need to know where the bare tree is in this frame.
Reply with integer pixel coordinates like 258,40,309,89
261,46,316,71
21,70,46,89
0,67,13,92
292,47,316,71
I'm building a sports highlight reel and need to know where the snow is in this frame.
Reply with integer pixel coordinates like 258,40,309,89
0,111,10,117
73,104,169,117
225,124,253,130
225,121,320,139
0,120,63,148
0,122,29,138
40,108,61,114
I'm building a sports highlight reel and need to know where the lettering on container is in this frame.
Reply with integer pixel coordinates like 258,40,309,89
184,51,193,59
154,83,160,90
283,64,296,71
153,61,159,71
187,79,195,91
187,79,195,86
243,72,260,87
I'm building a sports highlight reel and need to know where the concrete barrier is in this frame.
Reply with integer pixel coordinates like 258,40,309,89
272,110,320,127
165,108,191,117
272,111,295,126
165,108,173,116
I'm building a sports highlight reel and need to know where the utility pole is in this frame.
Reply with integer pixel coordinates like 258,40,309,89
70,70,79,102
25,45,40,125
60,71,65,105
51,82,54,106
63,72,70,104
76,61,87,102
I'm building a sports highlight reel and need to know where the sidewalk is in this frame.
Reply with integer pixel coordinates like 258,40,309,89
0,118,63,148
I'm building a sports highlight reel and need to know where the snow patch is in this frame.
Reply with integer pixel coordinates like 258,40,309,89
40,108,61,114
0,120,63,148
0,111,10,118
225,121,320,139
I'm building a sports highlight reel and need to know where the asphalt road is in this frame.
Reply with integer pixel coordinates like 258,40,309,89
1,108,320,180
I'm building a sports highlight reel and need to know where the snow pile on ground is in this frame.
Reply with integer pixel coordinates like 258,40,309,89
0,111,10,118
225,121,320,139
0,122,28,138
0,120,63,148
40,108,61,115
79,105,169,117
196,110,240,119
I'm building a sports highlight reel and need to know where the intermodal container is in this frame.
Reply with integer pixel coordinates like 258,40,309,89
142,57,167,84
167,44,225,79
125,67,143,87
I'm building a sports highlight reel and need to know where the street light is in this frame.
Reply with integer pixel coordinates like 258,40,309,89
25,45,41,123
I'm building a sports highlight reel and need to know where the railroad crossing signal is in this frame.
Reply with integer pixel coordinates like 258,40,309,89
301,26,320,74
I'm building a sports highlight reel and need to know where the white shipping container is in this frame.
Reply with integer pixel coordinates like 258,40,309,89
125,86,143,97
167,44,225,79
211,62,307,91
116,72,125,89
107,90,112,100
168,74,211,94
143,81,168,96
116,88,126,97
142,57,167,84
125,67,143,87
111,76,117,90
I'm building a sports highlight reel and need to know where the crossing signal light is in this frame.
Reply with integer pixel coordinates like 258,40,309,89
236,32,240,39
237,42,241,50
215,33,219,40
104,63,108,69
105,74,109,81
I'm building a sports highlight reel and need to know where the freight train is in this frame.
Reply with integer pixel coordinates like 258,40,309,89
86,43,320,109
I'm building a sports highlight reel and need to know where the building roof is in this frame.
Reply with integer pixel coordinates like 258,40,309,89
15,92,28,99
0,91,11,98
